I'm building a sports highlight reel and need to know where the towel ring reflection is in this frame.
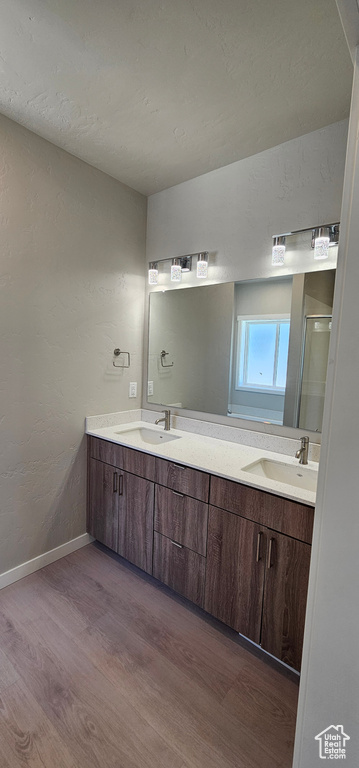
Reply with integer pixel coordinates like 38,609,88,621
160,350,174,368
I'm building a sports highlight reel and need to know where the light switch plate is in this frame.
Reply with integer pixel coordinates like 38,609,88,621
148,380,154,396
129,381,137,398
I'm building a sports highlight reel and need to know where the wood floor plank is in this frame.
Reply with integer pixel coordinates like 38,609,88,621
0,679,77,768
0,543,298,768
63,545,250,701
0,612,184,768
0,571,89,640
221,658,299,766
0,648,18,694
37,556,108,626
71,606,284,768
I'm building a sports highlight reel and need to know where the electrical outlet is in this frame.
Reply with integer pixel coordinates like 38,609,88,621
129,381,137,398
147,380,154,396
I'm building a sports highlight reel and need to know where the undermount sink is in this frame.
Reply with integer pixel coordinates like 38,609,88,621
116,427,181,445
242,458,318,492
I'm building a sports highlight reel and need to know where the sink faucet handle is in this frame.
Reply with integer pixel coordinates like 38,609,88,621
155,409,171,430
296,436,310,464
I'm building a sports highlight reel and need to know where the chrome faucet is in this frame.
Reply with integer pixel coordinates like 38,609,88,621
155,409,171,431
295,436,309,465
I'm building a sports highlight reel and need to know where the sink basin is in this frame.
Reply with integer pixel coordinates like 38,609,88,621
242,458,318,492
116,427,181,445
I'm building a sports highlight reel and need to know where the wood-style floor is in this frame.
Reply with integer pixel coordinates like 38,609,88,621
0,543,299,768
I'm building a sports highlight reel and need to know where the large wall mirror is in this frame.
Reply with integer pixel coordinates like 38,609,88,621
147,268,335,433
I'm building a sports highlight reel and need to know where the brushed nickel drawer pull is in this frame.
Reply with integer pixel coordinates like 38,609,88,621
172,491,185,498
267,537,275,569
170,540,183,549
118,474,124,496
171,463,185,470
113,472,117,493
256,531,263,562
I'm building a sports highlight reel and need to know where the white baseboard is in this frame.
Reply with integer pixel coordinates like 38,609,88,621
0,533,94,591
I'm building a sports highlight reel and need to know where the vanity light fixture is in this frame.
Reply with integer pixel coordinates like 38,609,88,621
147,251,210,284
272,236,286,266
148,262,159,285
271,223,339,266
171,258,182,282
197,252,209,278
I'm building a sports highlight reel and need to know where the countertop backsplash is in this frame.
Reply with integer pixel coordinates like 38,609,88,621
86,408,320,464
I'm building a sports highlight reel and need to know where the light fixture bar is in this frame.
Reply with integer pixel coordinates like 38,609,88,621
273,222,339,242
147,251,209,283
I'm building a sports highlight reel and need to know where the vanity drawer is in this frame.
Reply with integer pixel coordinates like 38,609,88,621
155,457,210,502
210,475,314,544
154,485,208,556
153,532,206,608
88,436,156,481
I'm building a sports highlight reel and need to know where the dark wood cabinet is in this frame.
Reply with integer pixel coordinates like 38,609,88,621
88,458,119,550
87,435,313,671
210,475,314,544
87,440,154,575
117,470,154,574
153,532,206,607
205,507,265,643
89,436,156,481
154,485,208,556
205,501,311,670
155,457,209,502
261,532,311,671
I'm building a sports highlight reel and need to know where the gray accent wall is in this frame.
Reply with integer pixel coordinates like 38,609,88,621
0,114,147,576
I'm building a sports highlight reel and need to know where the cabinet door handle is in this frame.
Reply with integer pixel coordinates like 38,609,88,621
256,531,263,562
118,474,124,496
170,540,183,549
113,472,117,493
172,491,185,498
171,463,185,470
267,537,275,569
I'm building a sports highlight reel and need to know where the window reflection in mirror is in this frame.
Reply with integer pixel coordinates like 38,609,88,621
147,269,335,433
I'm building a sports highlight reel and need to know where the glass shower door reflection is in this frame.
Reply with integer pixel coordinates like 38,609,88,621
298,316,332,432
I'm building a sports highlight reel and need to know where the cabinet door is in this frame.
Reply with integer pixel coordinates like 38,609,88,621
155,458,209,501
205,506,265,643
88,458,119,550
154,485,208,555
118,470,154,574
153,532,206,607
261,533,311,671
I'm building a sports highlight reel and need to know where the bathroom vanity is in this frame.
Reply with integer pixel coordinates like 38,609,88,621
86,418,316,672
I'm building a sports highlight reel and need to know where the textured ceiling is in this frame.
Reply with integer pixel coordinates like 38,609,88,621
0,0,353,195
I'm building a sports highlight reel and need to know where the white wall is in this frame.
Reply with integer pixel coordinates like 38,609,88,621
0,114,146,575
145,121,347,438
293,51,359,768
147,121,347,287
148,283,233,413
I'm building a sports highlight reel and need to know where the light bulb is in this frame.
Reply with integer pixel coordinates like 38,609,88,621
197,253,208,278
314,228,330,260
272,236,286,266
171,259,182,282
148,263,158,285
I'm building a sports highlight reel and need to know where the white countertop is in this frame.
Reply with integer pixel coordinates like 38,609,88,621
86,419,317,507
